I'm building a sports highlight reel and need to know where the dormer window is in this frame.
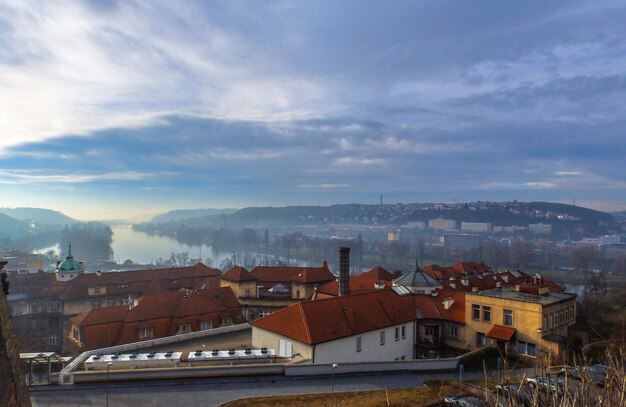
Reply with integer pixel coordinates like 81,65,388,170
139,327,154,339
117,283,129,288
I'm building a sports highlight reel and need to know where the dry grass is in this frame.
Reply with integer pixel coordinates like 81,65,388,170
222,383,462,407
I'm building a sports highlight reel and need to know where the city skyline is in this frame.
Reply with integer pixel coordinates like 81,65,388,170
1,1,626,220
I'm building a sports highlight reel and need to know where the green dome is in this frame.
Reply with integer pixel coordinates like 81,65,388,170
56,244,81,274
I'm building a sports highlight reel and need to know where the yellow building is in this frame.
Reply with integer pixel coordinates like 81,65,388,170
220,263,336,321
464,284,576,362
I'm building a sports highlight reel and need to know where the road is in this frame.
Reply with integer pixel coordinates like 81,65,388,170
30,370,480,407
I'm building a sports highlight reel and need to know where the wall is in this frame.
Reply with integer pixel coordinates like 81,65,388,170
314,322,415,364
251,327,313,359
1,266,32,407
465,292,542,353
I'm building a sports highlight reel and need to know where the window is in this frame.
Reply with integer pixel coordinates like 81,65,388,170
565,307,569,322
380,330,385,345
259,310,271,317
11,304,24,315
543,315,548,330
107,298,116,307
476,332,486,347
570,305,575,321
472,304,480,320
503,309,513,326
139,327,153,339
518,341,536,356
425,326,435,336
401,325,406,339
201,321,212,330
483,306,491,322
178,323,191,334
559,309,564,325
244,288,251,297
356,336,362,352
94,286,101,294
395,327,400,341
117,283,128,288
548,312,555,329
296,290,300,298
48,335,58,345
172,279,181,284
448,325,458,338
50,300,60,311
92,300,102,308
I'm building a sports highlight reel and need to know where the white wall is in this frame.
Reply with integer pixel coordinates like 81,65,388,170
252,327,313,359
314,322,415,364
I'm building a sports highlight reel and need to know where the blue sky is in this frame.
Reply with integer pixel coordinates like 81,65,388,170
1,1,625,220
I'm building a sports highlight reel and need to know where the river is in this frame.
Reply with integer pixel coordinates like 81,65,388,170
33,225,232,267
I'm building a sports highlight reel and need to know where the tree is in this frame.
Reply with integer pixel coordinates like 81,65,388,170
511,238,534,270
61,222,113,261
483,239,508,269
572,244,598,277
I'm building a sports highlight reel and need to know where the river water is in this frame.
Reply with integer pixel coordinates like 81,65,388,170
33,225,231,267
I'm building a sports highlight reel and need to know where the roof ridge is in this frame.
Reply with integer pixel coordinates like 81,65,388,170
299,302,312,344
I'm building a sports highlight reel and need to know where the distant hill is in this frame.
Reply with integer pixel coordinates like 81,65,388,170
0,207,76,225
0,212,30,239
218,201,619,236
151,208,238,223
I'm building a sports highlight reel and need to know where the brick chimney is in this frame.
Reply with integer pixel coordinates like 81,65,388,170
339,247,350,296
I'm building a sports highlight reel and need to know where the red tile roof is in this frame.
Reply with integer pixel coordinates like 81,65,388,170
248,263,335,284
251,289,419,345
71,286,242,350
8,263,221,303
221,266,254,282
359,266,396,281
487,324,516,342
451,262,492,274
314,276,391,297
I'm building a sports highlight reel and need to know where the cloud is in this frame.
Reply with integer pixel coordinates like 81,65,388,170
1,1,626,216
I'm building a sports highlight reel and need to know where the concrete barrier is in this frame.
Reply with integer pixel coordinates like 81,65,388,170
72,363,284,383
285,358,458,376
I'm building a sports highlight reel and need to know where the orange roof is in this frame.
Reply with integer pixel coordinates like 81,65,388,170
452,262,492,274
221,266,255,282
8,263,222,302
487,324,516,341
251,289,419,345
314,275,391,297
359,266,396,281
72,287,242,349
249,263,335,284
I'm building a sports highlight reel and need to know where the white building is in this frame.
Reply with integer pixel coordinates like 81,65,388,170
251,289,418,363
529,223,552,234
461,222,492,233
428,219,457,231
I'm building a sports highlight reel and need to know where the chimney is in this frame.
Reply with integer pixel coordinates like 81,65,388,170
339,247,350,296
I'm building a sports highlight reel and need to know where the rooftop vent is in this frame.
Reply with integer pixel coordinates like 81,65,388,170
442,297,455,310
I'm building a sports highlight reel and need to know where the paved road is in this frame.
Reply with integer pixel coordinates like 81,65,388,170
29,368,518,407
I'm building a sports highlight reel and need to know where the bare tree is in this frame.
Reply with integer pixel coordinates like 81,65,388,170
511,238,534,270
572,244,598,277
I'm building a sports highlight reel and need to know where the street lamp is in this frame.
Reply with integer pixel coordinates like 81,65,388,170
106,362,113,407
331,363,338,406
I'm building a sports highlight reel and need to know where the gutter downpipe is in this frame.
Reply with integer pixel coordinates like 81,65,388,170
312,344,316,363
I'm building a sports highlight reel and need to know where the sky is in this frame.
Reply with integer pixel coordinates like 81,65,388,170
1,0,626,221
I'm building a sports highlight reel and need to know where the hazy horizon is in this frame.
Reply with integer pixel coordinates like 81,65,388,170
2,1,626,220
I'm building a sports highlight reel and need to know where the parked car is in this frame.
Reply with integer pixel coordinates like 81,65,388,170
495,383,540,407
561,364,608,386
526,376,565,394
444,395,487,407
